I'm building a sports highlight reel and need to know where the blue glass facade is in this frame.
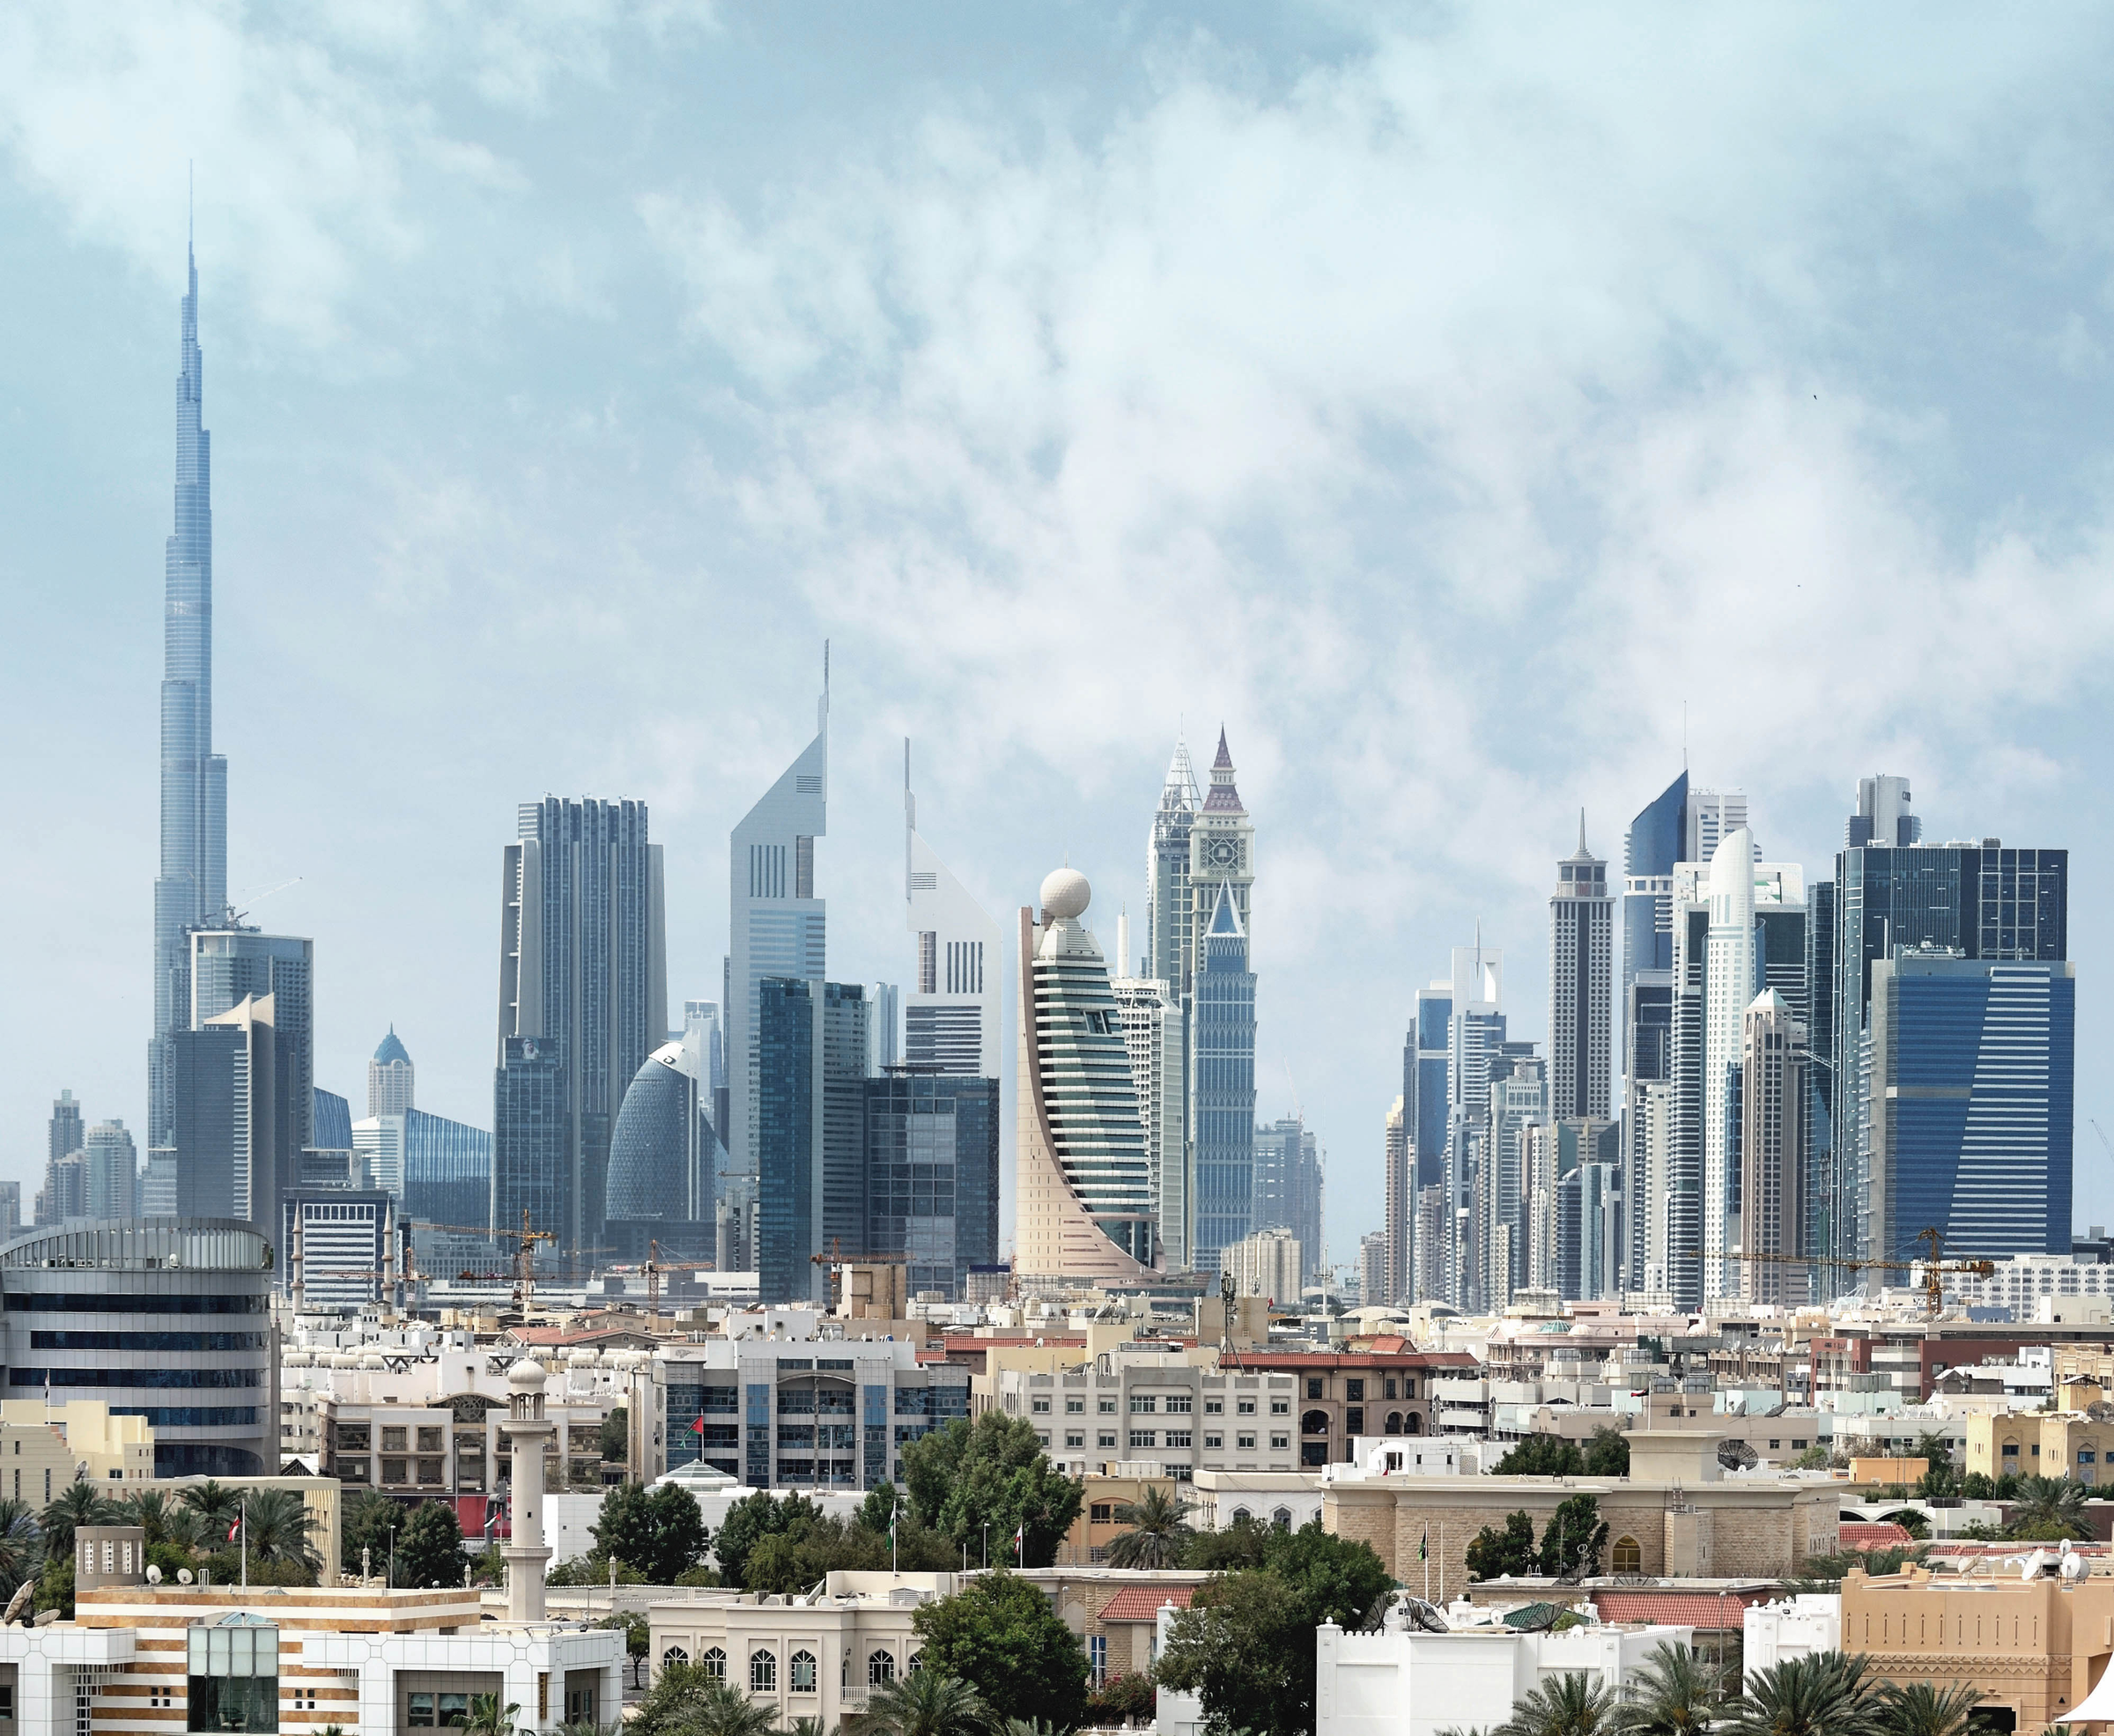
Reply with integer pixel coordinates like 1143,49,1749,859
757,978,817,1302
1191,890,1255,1272
403,1108,492,1231
492,1037,565,1245
863,1074,999,1298
1870,956,2073,1265
1407,990,1452,1191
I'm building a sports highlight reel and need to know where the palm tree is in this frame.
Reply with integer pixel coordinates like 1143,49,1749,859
1877,1681,1983,1736
119,1489,178,1548
863,1670,996,1736
0,1499,41,1602
2007,1474,2090,1541
180,1480,241,1536
632,1664,782,1736
462,1695,519,1736
40,1481,114,1557
240,1489,320,1572
1104,1486,1194,1570
1496,1672,1615,1736
1725,1652,1885,1736
1615,1642,1723,1735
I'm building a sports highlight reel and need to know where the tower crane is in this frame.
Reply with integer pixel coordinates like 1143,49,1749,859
1698,1228,1994,1320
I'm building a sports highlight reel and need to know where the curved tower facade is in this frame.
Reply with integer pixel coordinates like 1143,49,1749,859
1703,826,1757,1298
606,1041,705,1224
1014,870,1157,1284
150,240,229,1146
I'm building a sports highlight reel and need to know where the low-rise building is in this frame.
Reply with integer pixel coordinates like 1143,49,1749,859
0,1400,158,1486
995,1356,1298,1480
1238,1351,1474,1462
1063,1474,1176,1566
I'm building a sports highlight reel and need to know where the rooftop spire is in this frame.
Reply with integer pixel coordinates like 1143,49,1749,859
1160,737,1201,813
1201,727,1245,814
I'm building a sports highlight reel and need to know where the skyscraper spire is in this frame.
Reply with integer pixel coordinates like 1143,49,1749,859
149,237,229,1145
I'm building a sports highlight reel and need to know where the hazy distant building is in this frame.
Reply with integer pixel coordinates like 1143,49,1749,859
1013,869,1157,1285
1356,1231,1386,1307
1223,1227,1301,1305
494,797,666,1260
312,1088,353,1156
1738,988,1808,1306
169,994,284,1234
0,1183,18,1238
368,1027,414,1118
1382,1096,1412,1307
1192,885,1257,1274
821,982,873,1265
605,1041,708,1263
1253,1116,1322,1286
1110,936,1186,1270
492,1035,565,1256
1549,817,1614,1123
757,977,824,1302
48,1091,83,1174
903,745,999,1078
401,1109,493,1235
1847,773,1919,848
282,1191,392,1311
192,930,314,1153
863,1071,1001,1297
83,1122,138,1221
1701,830,1758,1301
351,1118,404,1198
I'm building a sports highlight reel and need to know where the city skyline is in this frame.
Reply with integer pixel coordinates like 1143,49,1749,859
6,11,2114,1268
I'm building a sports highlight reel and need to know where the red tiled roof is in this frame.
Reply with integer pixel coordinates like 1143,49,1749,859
1099,1586,1195,1622
1840,1522,1914,1549
1592,1590,1770,1629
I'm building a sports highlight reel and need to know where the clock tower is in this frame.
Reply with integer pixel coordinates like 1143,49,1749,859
1189,728,1253,946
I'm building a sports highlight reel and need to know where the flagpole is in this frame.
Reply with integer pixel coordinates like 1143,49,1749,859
240,1495,248,1591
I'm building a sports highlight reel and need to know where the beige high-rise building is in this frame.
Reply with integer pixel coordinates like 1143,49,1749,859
1738,988,1808,1307
1223,1227,1301,1304
1381,1097,1412,1307
1014,870,1158,1286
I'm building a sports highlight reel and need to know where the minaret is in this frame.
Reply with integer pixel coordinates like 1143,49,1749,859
150,231,229,1146
500,1358,555,1621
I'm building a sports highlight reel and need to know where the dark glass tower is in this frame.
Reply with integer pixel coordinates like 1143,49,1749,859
1191,883,1256,1273
150,240,229,1146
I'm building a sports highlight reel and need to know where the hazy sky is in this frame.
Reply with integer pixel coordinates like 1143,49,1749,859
5,4,2114,1260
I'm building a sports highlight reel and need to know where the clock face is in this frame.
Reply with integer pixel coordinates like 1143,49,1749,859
1207,838,1239,869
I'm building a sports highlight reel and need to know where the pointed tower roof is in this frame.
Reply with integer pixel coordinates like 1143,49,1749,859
1206,880,1245,937
1159,738,1201,814
1562,809,1602,866
1748,986,1790,1015
373,1027,411,1066
1201,726,1245,814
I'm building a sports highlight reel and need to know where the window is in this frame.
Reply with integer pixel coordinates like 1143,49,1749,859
869,1651,896,1687
1238,1434,1256,1450
1204,1434,1223,1450
701,1648,727,1681
791,1651,818,1693
751,1651,778,1692
1098,1433,1117,1449
1346,1408,1364,1435
663,1647,690,1671
1090,1503,1113,1523
1386,1413,1403,1434
1271,1400,1290,1415
417,1427,444,1452
1271,1507,1292,1528
1305,1378,1324,1400
407,1693,468,1726
188,1620,278,1731
1238,1400,1256,1415
1231,1506,1252,1523
1205,1400,1223,1415
1384,1378,1398,1401
1099,1399,1117,1415
381,1459,408,1486
381,1427,408,1452
566,1683,598,1725
908,1651,923,1675
1345,1379,1364,1402
1066,1433,1084,1449
1302,1411,1330,1436
1067,1399,1083,1414
1130,1396,1157,1414
1612,1535,1643,1574
1165,1394,1194,1414
1090,1634,1107,1688
2083,1451,2099,1465
1271,1434,1290,1450
1130,1431,1157,1449
1792,1439,1807,1450
1036,1434,1050,1448
1165,1431,1193,1448
418,1458,444,1485
1031,1398,1050,1414
2002,1444,2020,1458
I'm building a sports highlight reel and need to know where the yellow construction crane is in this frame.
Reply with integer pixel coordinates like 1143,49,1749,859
1698,1228,1993,1319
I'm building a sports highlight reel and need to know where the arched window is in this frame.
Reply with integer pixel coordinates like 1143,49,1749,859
1271,1506,1292,1529
908,1651,924,1675
1611,1535,1643,1574
869,1649,896,1686
790,1651,817,1693
1386,1412,1403,1434
1231,1506,1253,1525
1408,1413,1423,1436
1301,1409,1329,1436
751,1650,778,1693
701,1647,727,1682
662,1646,690,1673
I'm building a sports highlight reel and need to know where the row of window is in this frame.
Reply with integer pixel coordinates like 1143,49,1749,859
1049,1431,1288,1452
662,1644,915,1692
1031,1395,1283,1417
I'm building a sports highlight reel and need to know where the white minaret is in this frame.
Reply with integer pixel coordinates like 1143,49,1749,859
500,1358,555,1621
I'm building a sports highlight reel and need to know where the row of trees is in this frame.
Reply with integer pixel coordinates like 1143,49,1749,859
1447,1644,1984,1736
1462,1496,1610,1581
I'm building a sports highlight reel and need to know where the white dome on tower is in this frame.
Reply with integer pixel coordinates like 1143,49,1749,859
1040,868,1090,921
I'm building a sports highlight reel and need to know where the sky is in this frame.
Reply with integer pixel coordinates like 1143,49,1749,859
4,3,2114,1264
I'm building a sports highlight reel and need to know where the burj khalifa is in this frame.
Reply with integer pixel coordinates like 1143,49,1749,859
148,238,228,1145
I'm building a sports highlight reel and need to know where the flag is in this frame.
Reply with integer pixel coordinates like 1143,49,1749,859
691,1417,706,1436
1418,1527,1428,1562
227,1519,241,1543
1013,1523,1024,1561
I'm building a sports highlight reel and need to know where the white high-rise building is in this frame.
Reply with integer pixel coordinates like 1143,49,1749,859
1739,988,1809,1307
1223,1226,1301,1305
368,1028,414,1119
1686,788,1750,866
728,679,828,1180
1549,816,1614,1123
1014,868,1157,1285
83,1121,138,1221
1111,907,1187,1270
1702,827,1757,1299
903,742,999,1078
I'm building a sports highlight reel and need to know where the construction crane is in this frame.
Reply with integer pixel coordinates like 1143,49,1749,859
1698,1227,1993,1319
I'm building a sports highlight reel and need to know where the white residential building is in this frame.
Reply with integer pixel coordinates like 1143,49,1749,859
1224,1228,1301,1305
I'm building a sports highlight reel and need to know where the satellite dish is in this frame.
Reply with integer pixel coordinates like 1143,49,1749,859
144,1564,162,1585
1,1582,31,1627
2062,1552,2093,1581
2088,1401,2114,1424
1717,1439,1760,1472
1402,1598,1451,1634
1502,1601,1562,1632
2022,1550,2052,1582
177,1569,194,1585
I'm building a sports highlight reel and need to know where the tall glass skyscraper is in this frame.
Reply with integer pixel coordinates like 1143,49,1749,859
151,239,230,1148
1192,884,1256,1274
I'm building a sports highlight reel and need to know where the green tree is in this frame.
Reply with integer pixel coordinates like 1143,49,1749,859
713,1490,825,1587
598,1407,628,1465
0,1499,40,1603
1792,1447,1829,1472
462,1694,519,1736
1725,1652,1885,1736
1157,1570,1308,1736
241,1489,321,1575
2007,1474,2090,1541
1465,1511,1541,1581
1612,1642,1721,1735
632,1663,781,1736
1497,1672,1616,1736
1085,1672,1157,1725
596,1611,650,1689
1539,1496,1608,1578
861,1482,905,1534
40,1481,114,1557
1876,1680,1983,1736
590,1482,709,1584
902,1412,1084,1567
33,1554,73,1620
1494,1435,1586,1476
1581,1427,1630,1477
179,1480,241,1535
1105,1485,1194,1569
117,1489,179,1548
1258,1521,1391,1629
342,1489,403,1577
394,1501,463,1589
912,1568,1090,1730
864,1668,999,1736
1182,1515,1270,1571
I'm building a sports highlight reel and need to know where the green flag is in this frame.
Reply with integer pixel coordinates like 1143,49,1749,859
1419,1527,1428,1562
